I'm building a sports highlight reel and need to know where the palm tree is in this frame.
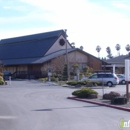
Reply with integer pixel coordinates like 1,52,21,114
80,46,83,50
96,45,101,58
125,44,130,53
71,42,75,48
106,46,113,59
115,43,121,56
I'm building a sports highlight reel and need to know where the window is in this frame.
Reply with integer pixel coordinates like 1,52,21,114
97,73,114,78
89,74,97,79
98,74,104,78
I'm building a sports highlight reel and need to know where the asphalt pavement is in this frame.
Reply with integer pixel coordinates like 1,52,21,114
0,80,129,130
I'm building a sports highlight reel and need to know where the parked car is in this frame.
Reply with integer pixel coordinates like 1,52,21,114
81,72,119,87
3,71,12,80
116,74,126,84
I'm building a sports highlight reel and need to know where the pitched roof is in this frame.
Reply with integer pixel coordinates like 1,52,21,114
0,30,65,61
104,54,128,64
0,29,105,66
0,29,65,44
2,48,103,66
1,48,74,65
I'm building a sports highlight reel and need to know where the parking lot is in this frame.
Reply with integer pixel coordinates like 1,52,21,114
0,80,129,130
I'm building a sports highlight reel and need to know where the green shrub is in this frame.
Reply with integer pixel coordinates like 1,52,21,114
0,80,4,85
72,88,98,98
0,72,3,76
39,78,47,82
0,76,3,81
66,80,101,86
66,81,78,85
51,77,59,82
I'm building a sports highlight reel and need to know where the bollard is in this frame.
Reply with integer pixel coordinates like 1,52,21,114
9,76,11,85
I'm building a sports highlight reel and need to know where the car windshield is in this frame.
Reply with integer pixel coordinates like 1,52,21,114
89,74,97,79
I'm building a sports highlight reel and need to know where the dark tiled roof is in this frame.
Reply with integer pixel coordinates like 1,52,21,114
104,54,128,64
2,48,75,65
0,30,64,44
1,47,106,66
0,30,64,60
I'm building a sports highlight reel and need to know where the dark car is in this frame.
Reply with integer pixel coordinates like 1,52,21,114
3,71,12,80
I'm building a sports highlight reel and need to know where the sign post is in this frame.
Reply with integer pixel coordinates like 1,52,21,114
125,60,130,101
48,72,52,82
47,68,52,82
76,69,80,81
9,76,11,85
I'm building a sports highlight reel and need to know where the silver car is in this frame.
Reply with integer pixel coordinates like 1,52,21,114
81,73,119,87
116,74,126,84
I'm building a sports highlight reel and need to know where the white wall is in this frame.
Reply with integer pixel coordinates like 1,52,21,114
45,35,71,55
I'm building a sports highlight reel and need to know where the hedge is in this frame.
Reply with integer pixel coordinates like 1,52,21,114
66,80,101,86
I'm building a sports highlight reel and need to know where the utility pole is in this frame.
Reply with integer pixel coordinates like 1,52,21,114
64,29,70,81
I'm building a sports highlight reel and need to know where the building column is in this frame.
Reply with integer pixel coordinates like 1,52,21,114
113,64,115,73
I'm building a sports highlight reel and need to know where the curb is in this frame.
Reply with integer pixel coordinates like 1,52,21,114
68,96,130,112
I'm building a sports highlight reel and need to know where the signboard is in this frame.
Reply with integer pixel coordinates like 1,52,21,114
125,59,130,101
48,72,52,76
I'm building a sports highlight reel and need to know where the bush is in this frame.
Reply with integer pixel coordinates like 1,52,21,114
103,91,120,100
111,97,127,105
66,80,100,86
72,88,98,98
0,80,4,85
39,78,47,82
51,77,59,82
0,76,3,81
0,72,3,76
66,81,78,85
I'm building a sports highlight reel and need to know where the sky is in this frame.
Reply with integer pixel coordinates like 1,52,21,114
0,0,130,58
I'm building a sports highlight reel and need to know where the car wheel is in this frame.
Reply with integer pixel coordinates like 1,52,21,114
107,81,113,87
121,80,126,84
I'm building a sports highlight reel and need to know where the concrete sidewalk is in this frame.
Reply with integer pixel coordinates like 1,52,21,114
68,95,130,112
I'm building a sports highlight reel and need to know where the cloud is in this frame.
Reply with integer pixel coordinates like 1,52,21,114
1,0,130,57
3,5,28,12
112,2,130,10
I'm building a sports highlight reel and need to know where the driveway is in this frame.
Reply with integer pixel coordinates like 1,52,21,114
0,80,129,130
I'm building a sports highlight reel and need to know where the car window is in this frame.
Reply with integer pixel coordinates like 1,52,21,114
117,75,121,78
117,75,124,78
89,74,97,79
105,74,114,78
97,74,104,78
97,73,114,78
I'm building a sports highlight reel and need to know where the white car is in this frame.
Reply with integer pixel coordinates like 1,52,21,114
116,74,126,84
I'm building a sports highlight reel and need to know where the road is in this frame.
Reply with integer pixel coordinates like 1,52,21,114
0,80,129,130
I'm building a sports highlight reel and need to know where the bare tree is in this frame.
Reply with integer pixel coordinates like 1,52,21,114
115,43,121,56
96,45,101,58
51,55,66,74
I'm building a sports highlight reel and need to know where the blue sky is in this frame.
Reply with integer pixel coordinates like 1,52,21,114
1,0,130,58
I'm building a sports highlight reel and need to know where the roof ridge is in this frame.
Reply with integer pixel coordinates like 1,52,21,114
0,29,64,44
0,35,57,45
